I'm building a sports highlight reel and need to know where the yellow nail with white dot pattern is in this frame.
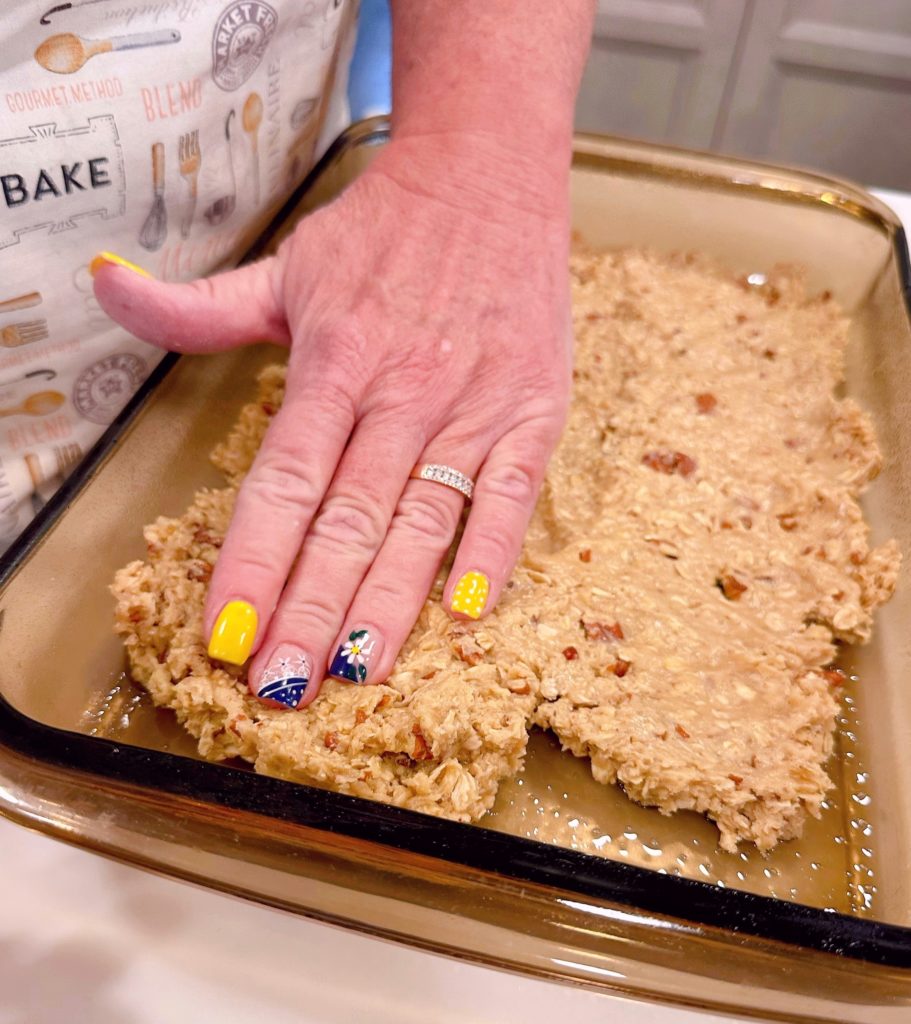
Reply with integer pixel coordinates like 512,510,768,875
450,571,489,620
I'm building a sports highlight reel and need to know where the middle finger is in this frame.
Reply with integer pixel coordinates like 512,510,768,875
246,414,424,709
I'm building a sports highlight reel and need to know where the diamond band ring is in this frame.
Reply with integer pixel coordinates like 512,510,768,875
410,463,475,502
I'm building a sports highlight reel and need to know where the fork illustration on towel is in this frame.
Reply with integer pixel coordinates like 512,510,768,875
178,129,201,239
1,320,49,348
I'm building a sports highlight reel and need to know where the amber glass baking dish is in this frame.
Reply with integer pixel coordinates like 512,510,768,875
1,118,910,1022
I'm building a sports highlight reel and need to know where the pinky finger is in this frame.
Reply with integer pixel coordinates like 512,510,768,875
444,428,554,621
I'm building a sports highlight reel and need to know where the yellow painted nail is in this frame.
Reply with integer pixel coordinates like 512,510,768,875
208,600,258,665
450,571,490,620
89,251,152,278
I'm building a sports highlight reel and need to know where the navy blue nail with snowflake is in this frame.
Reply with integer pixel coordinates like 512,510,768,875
329,627,377,684
255,647,312,709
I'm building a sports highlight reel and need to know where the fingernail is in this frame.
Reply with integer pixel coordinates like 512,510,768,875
208,600,258,665
450,571,489,620
254,644,312,709
89,251,152,278
329,625,382,684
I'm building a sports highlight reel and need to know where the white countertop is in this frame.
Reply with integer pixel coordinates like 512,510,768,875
1,187,907,1024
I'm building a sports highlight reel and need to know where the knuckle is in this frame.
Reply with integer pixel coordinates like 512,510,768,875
310,494,387,552
361,574,414,612
210,547,281,592
480,462,539,508
273,595,340,639
467,523,513,570
245,441,323,513
395,488,461,544
311,313,370,366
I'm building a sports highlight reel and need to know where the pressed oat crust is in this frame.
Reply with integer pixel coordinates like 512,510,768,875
112,248,900,852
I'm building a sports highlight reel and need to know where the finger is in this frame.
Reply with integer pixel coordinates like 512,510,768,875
90,252,289,353
445,424,557,621
205,372,357,669
245,416,425,709
327,449,487,686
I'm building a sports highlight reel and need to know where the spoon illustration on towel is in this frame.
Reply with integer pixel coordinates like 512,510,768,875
35,29,180,74
243,92,263,206
0,391,65,419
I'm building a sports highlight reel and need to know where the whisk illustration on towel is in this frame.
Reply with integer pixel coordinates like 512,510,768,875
139,142,167,252
204,110,237,227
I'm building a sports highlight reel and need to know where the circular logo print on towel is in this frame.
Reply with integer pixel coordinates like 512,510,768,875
72,353,146,424
212,0,278,91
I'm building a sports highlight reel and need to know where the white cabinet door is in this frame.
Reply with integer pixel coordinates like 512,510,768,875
576,0,749,147
715,0,911,189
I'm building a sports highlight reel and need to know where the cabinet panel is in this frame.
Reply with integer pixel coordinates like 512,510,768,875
716,0,911,189
576,0,749,147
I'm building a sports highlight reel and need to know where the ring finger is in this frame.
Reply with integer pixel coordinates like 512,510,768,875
325,441,489,686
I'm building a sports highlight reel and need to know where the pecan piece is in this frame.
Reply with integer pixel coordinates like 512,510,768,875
324,731,339,750
695,392,717,414
611,658,631,678
187,560,212,583
717,574,747,601
562,646,579,661
675,723,691,739
822,667,847,688
582,620,624,641
355,708,367,725
579,548,592,563
642,450,696,478
728,774,743,786
412,726,433,761
451,631,485,666
193,527,223,548
778,512,799,532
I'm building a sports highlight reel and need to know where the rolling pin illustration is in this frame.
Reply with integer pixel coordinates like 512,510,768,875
35,29,180,74
139,142,168,252
0,292,42,315
0,391,65,418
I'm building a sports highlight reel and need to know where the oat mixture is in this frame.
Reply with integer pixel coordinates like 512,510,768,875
112,248,900,852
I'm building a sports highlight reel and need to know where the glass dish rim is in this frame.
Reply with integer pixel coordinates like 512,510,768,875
1,115,910,970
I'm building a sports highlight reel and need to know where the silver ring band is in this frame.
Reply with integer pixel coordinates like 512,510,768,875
410,463,475,501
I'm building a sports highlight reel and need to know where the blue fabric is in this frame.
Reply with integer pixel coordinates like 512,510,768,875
348,0,392,118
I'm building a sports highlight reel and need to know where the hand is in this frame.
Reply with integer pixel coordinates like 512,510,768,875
93,133,572,709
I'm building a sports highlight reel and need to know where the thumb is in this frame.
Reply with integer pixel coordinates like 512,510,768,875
90,251,290,353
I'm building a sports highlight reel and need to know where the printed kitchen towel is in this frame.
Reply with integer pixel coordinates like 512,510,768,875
0,0,355,548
